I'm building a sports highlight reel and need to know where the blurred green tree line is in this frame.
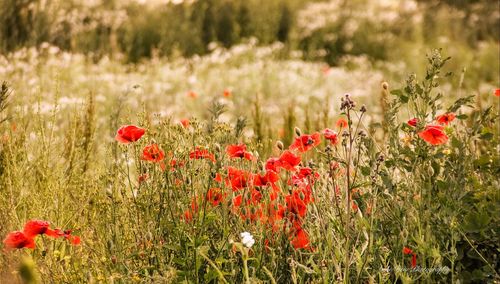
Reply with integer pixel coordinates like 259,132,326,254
0,0,498,65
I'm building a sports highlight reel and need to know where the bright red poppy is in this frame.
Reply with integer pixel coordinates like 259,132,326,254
407,118,418,127
265,157,282,172
322,128,339,145
279,150,301,171
23,220,60,238
223,89,232,98
226,144,254,161
436,113,456,125
285,191,308,218
115,125,145,144
189,147,216,163
495,89,500,97
290,132,321,153
253,171,280,187
3,231,35,249
336,118,348,129
290,227,310,249
403,247,417,268
418,125,448,145
142,144,165,162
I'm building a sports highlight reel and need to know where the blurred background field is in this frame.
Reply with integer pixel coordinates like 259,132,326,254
1,0,498,143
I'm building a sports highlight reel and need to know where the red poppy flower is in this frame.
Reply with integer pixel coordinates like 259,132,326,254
290,227,310,249
291,167,319,187
187,90,197,98
436,113,456,125
403,246,413,255
180,119,190,128
226,144,254,161
59,230,81,245
142,144,165,162
290,132,321,153
403,247,417,268
322,128,339,145
206,188,226,206
253,171,279,187
279,150,301,171
23,220,60,238
336,118,348,129
265,157,282,172
495,89,500,97
138,174,148,184
115,125,145,144
3,231,35,249
285,191,308,218
407,118,418,127
232,195,243,212
418,125,448,145
223,89,232,98
227,167,250,191
189,147,216,163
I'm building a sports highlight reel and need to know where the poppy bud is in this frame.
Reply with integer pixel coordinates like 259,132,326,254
214,143,221,152
360,105,367,112
276,141,284,150
382,82,389,90
294,127,302,137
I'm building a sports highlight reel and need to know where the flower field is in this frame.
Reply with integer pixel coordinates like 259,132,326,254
0,42,499,283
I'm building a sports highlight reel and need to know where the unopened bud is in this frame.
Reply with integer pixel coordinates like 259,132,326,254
294,127,302,137
276,140,284,150
360,105,367,112
214,143,221,152
382,82,389,90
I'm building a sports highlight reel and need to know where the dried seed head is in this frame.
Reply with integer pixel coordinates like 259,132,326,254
360,105,367,112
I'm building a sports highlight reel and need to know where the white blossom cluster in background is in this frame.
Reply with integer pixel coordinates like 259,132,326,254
296,0,420,38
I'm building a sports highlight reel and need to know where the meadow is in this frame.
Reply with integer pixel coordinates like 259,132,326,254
0,43,498,283
0,0,499,283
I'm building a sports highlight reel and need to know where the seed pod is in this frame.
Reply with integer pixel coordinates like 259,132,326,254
276,140,284,150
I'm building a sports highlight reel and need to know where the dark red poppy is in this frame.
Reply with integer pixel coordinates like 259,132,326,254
418,125,448,145
189,147,216,163
226,144,254,161
142,144,165,162
336,118,348,129
279,150,301,171
407,118,418,127
206,188,226,206
3,231,35,249
435,113,455,125
289,132,321,153
322,128,339,145
115,125,145,144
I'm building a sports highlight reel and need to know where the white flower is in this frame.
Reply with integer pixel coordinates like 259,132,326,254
240,232,255,248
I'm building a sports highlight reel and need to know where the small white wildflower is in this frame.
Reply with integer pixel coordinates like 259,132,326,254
240,232,255,248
